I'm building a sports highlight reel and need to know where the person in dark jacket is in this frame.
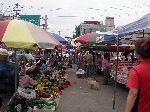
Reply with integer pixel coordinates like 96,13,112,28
0,96,2,110
0,48,19,91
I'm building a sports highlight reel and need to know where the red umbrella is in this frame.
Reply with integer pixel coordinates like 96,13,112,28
75,33,93,44
75,31,118,44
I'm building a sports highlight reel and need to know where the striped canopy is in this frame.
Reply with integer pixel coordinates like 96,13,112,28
75,32,117,44
116,13,150,37
0,19,60,48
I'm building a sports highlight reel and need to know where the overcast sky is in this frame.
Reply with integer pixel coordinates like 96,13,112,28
1,0,150,37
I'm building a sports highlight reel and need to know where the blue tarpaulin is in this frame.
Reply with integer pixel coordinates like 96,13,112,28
101,13,150,42
103,34,117,41
51,33,68,44
116,13,150,37
66,45,75,49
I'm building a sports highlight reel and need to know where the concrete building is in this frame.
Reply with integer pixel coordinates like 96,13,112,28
80,17,115,35
105,17,115,31
80,21,104,35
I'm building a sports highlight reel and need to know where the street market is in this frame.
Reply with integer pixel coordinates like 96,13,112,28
1,0,150,112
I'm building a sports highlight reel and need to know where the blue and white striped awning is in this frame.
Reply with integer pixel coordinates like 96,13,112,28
96,31,118,42
95,14,150,42
116,13,150,37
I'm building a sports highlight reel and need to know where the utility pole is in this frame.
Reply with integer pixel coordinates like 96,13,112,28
58,30,61,35
12,3,23,19
40,15,48,30
44,15,48,30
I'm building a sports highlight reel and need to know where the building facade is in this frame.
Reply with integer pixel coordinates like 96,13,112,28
105,17,115,31
80,17,115,35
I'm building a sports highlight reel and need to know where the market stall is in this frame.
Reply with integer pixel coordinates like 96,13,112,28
0,19,61,91
111,13,150,86
7,64,71,111
0,19,70,111
110,61,134,85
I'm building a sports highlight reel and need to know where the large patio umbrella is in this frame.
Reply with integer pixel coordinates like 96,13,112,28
75,32,117,44
0,19,61,92
51,33,68,44
75,32,98,44
0,19,60,48
66,44,76,49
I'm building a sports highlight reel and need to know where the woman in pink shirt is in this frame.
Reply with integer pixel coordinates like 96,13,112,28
102,53,111,85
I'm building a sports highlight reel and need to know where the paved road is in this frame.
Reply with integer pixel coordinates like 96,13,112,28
57,65,128,112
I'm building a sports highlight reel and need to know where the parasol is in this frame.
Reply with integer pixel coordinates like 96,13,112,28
0,19,61,92
51,33,68,44
75,32,97,44
75,32,117,44
0,19,60,49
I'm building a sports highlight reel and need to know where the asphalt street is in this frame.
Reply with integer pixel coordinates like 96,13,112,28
57,65,128,112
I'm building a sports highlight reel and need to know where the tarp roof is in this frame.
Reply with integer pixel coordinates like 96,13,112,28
116,13,150,37
51,33,68,44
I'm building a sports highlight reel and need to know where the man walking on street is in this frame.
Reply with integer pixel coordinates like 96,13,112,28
84,51,94,78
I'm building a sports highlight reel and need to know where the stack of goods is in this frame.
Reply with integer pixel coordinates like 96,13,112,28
8,68,71,112
110,62,133,85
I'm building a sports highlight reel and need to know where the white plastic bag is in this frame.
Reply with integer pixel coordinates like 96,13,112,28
76,69,85,74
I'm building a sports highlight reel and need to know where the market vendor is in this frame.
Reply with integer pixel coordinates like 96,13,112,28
25,49,34,62
123,49,130,61
48,53,57,67
0,42,7,49
26,60,41,79
32,44,39,54
130,49,136,63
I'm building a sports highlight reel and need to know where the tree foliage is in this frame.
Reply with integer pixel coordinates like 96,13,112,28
73,25,80,39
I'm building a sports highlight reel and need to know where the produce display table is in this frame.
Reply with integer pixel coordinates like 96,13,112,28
7,68,71,112
110,61,134,85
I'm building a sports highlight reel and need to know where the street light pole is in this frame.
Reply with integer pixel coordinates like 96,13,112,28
58,30,61,35
44,15,48,30
40,15,48,30
13,3,22,19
